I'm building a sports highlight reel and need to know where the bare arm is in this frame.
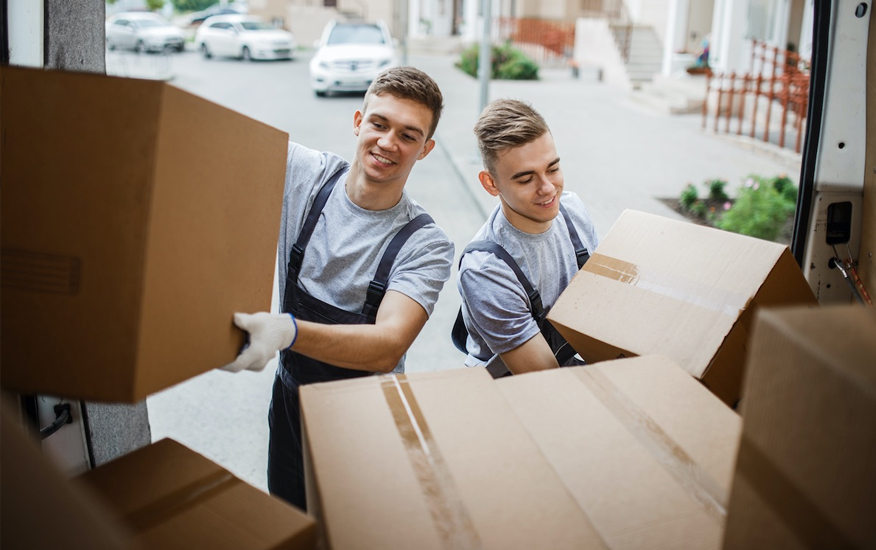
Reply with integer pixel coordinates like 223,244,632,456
291,290,428,373
499,333,560,375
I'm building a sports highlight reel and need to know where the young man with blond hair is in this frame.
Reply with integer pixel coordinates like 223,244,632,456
454,99,599,377
223,67,454,510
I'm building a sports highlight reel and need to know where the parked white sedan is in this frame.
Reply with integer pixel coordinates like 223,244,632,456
196,15,296,61
106,12,186,53
310,21,398,97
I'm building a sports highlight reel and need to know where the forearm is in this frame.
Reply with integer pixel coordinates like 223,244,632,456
291,320,409,373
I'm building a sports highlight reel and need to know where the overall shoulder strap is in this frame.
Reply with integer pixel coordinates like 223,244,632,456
451,240,545,354
362,213,435,317
287,166,347,283
559,203,591,268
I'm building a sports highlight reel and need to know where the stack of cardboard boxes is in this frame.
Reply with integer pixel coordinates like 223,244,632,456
0,66,316,549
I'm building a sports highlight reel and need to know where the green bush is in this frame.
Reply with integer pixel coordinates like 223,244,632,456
455,43,539,80
704,178,729,202
717,175,797,241
680,183,699,211
170,0,214,12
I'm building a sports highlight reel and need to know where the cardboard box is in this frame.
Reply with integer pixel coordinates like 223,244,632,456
547,209,817,407
1,397,136,549
0,66,288,402
723,305,876,548
301,368,609,550
496,356,742,550
79,438,317,550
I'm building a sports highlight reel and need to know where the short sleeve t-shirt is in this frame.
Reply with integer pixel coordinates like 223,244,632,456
457,192,598,367
278,141,454,370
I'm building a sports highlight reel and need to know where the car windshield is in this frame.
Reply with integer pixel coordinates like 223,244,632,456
240,21,274,31
327,24,385,45
134,19,168,28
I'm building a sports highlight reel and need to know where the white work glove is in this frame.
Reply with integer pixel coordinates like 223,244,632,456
221,312,298,373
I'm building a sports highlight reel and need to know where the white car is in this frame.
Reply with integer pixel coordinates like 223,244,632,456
310,20,398,97
196,15,296,61
106,12,186,53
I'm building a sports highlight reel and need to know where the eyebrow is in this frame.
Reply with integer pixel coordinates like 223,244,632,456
511,157,561,180
370,113,425,138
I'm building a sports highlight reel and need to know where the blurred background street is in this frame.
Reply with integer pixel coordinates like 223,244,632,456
128,46,800,491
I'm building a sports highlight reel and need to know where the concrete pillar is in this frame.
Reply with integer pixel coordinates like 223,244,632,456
710,0,750,73
662,0,693,74
798,0,814,60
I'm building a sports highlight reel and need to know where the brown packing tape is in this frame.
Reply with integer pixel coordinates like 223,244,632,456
585,253,750,318
577,367,728,525
380,374,482,550
122,470,238,532
735,436,854,548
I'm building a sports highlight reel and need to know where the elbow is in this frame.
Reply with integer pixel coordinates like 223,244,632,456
372,344,407,374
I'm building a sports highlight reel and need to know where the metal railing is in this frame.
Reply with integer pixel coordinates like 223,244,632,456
703,40,811,153
578,0,633,61
495,17,576,66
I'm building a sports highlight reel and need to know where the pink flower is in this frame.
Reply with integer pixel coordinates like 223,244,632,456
724,201,731,210
753,182,760,190
745,178,754,188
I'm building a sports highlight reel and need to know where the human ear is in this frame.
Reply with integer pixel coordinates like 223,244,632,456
417,139,436,160
353,110,363,136
479,170,500,197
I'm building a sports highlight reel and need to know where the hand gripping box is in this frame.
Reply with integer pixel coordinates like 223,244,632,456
0,66,287,402
300,368,610,550
547,209,817,407
497,356,742,550
723,305,876,548
79,438,318,550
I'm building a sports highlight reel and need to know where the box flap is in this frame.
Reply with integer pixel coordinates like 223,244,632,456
497,356,741,549
81,439,315,550
301,368,607,550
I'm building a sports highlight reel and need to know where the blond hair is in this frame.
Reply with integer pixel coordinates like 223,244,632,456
474,99,549,174
363,67,444,140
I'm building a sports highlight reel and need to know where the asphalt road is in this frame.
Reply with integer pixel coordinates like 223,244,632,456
145,50,485,491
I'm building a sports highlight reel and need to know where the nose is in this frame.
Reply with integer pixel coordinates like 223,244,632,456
537,174,554,195
377,131,397,151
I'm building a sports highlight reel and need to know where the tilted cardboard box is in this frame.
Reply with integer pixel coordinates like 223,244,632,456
724,305,876,548
0,66,287,402
547,209,817,407
301,368,609,550
496,356,742,550
79,438,317,550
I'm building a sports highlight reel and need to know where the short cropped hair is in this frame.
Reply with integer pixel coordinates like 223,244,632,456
363,67,444,140
474,99,550,175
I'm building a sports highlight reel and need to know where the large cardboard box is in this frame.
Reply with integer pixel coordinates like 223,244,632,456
1,398,135,549
496,356,742,550
0,66,288,402
724,305,876,548
301,368,609,550
547,209,817,407
80,438,317,550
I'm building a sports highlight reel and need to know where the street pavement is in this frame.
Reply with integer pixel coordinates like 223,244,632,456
124,47,801,492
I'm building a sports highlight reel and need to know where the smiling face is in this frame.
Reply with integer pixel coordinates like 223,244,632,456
351,92,436,193
479,132,563,234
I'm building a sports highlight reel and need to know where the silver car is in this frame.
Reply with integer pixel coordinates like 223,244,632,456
106,12,186,53
309,21,398,97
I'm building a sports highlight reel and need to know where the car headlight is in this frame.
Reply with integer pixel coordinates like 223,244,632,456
319,61,330,69
378,58,391,68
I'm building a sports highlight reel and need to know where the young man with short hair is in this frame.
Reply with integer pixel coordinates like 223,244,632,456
223,67,454,510
455,99,599,377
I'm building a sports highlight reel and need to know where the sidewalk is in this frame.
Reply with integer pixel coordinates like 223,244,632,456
414,54,801,239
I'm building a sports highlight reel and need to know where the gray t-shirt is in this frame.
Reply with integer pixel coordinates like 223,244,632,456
457,192,599,367
278,141,454,370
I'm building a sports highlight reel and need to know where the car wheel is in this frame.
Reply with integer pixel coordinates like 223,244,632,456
315,90,327,98
241,46,251,61
136,40,148,54
200,42,212,59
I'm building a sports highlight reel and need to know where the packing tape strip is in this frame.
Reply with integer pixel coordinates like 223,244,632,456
585,253,750,318
381,374,482,550
578,367,728,525
124,470,238,532
734,436,853,547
